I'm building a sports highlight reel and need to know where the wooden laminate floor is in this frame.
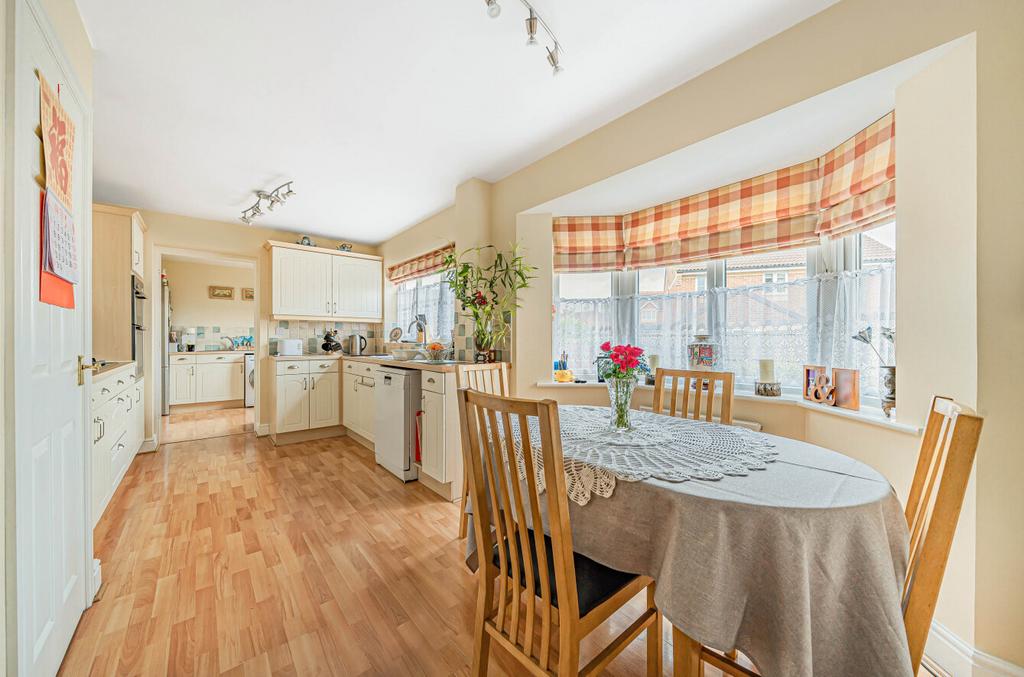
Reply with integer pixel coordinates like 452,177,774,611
161,407,255,444
61,432,677,676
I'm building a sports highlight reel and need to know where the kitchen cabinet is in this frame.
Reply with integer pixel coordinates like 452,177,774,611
332,256,382,320
420,389,445,481
267,241,383,322
271,246,333,317
275,373,310,433
92,204,148,363
168,354,245,405
342,361,377,442
271,358,343,440
131,212,145,278
91,367,144,527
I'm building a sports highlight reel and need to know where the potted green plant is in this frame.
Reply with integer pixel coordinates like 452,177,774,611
442,244,535,363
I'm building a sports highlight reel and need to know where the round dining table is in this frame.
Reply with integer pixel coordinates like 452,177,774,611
464,405,913,677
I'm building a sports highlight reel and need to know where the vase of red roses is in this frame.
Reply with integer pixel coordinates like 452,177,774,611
595,341,651,432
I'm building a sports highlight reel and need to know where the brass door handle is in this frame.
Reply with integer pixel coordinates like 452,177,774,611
77,355,101,386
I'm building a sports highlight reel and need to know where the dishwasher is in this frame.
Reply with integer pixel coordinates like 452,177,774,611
374,366,420,482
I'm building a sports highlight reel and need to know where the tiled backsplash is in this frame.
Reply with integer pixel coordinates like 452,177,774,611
270,320,384,354
172,325,255,351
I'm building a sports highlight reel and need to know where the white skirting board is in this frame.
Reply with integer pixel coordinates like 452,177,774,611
141,436,158,452
927,621,1024,677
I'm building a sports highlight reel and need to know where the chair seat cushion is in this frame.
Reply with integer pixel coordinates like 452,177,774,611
492,528,639,617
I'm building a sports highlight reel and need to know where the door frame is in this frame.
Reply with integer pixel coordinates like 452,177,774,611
3,0,95,672
150,246,261,441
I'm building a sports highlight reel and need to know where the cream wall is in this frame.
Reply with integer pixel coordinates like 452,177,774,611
139,210,377,442
163,260,255,331
382,0,1024,666
39,0,92,98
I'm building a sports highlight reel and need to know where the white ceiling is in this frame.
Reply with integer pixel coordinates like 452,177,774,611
531,45,949,216
78,0,839,244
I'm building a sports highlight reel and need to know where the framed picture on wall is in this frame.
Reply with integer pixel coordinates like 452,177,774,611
241,287,254,301
208,285,234,300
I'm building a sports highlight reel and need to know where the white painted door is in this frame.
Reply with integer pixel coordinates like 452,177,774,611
420,390,445,480
332,256,382,320
309,372,340,429
168,364,195,404
195,363,237,402
11,2,93,673
130,212,144,278
276,374,310,433
272,247,332,317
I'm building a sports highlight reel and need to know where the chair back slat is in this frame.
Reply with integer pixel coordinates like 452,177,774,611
901,396,983,673
652,368,735,425
457,388,577,669
456,362,510,396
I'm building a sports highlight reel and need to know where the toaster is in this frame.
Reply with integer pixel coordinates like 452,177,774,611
276,338,303,356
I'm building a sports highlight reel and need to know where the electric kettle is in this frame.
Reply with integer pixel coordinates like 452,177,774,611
346,334,368,355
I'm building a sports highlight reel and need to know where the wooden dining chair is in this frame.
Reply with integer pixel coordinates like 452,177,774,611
456,362,510,539
458,388,661,676
652,368,735,425
670,395,984,677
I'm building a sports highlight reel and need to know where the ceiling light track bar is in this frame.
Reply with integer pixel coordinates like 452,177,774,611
517,0,565,54
240,181,295,225
484,0,567,74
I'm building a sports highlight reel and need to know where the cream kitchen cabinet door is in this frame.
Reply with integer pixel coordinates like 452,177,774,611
272,247,333,317
332,256,382,321
358,375,376,441
168,364,195,405
342,373,375,440
309,372,340,429
195,362,243,402
275,373,310,433
342,373,359,432
420,389,445,481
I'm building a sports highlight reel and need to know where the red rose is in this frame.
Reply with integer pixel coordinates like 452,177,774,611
600,341,612,352
624,357,639,369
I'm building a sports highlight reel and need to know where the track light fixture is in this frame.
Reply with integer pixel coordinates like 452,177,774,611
486,0,566,75
546,44,563,75
525,9,538,46
240,181,295,224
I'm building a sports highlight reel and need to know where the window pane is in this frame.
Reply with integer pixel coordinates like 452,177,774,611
861,221,896,269
417,278,455,342
725,249,808,289
559,271,612,299
554,272,615,377
634,264,710,372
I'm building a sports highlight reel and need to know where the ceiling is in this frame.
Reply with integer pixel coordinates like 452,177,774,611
78,0,838,244
531,45,949,216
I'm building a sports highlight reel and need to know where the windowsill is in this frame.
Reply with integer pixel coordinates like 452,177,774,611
534,381,922,435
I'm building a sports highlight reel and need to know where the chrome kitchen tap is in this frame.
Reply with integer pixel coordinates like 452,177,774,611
407,315,428,343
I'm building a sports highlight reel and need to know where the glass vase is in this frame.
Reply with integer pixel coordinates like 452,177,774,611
606,376,637,431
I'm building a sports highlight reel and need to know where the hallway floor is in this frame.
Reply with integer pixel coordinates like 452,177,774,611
160,407,255,444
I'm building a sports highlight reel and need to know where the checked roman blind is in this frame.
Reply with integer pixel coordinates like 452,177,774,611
553,111,896,272
387,242,455,283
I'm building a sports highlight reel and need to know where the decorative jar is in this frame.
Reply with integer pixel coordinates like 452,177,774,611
687,335,721,370
879,366,896,417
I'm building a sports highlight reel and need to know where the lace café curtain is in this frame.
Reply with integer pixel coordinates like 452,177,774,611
389,243,456,341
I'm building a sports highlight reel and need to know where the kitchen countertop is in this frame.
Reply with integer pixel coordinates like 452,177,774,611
341,355,477,373
172,350,254,356
270,353,344,361
95,361,135,379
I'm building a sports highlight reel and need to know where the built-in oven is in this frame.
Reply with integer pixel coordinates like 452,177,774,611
131,276,147,376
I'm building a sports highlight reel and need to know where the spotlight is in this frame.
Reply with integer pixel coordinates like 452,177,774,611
282,183,295,198
525,9,538,46
484,0,500,18
240,214,252,225
251,202,263,218
546,45,563,75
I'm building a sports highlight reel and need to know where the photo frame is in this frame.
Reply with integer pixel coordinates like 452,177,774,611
832,368,861,410
208,285,234,300
802,364,827,401
241,287,255,301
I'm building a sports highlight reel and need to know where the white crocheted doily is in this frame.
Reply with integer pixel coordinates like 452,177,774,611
506,405,777,506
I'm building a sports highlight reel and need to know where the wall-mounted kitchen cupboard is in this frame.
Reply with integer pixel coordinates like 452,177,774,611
92,203,148,363
266,241,383,322
271,357,342,443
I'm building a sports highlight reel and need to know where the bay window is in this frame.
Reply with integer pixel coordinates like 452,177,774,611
553,222,896,397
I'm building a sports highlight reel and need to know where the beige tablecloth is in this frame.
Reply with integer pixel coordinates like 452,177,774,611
466,406,912,677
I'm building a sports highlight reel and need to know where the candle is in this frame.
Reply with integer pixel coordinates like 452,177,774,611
649,354,660,373
759,359,775,383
